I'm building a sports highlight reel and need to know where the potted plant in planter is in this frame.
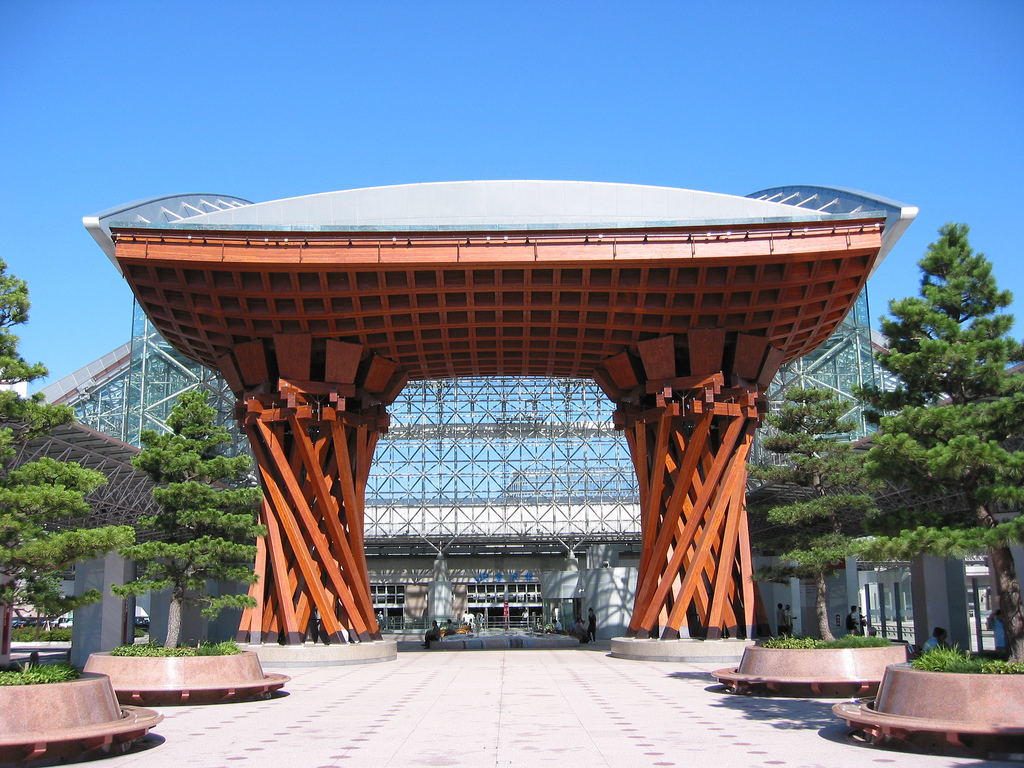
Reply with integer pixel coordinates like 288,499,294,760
84,390,286,704
0,663,162,765
833,224,1024,756
715,388,905,695
715,634,908,697
85,640,288,706
833,646,1024,757
856,224,1024,663
0,259,152,762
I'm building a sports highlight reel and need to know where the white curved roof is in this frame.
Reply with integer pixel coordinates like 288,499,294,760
152,180,840,231
86,181,916,273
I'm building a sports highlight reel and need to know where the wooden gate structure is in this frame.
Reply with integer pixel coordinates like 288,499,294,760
95,182,909,644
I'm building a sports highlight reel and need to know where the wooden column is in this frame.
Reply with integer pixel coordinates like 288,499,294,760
594,332,784,641
225,335,406,645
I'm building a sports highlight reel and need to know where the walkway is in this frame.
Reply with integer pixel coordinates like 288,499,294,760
61,641,1017,767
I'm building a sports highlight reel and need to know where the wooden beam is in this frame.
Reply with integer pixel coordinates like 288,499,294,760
637,335,677,380
630,413,743,633
326,340,364,384
235,339,271,385
687,328,726,376
731,334,770,382
274,333,312,380
604,351,641,390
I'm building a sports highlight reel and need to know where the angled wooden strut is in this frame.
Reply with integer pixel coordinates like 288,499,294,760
594,332,784,641
228,335,407,645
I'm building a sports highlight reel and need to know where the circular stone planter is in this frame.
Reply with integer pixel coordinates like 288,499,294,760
250,639,397,667
0,672,161,766
713,643,910,697
84,650,289,706
611,637,753,663
833,663,1024,758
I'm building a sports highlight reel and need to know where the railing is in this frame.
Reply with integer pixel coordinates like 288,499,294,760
376,615,545,634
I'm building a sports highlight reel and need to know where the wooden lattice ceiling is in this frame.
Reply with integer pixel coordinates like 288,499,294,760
112,218,885,383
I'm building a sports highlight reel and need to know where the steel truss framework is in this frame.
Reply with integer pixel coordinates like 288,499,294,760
10,421,158,530
749,291,876,471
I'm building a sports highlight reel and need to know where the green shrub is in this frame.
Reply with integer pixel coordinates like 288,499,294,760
134,628,145,638
109,640,241,657
10,627,72,642
762,635,893,650
820,634,892,649
762,635,819,649
912,647,1024,674
980,659,1024,675
0,663,79,686
195,641,241,656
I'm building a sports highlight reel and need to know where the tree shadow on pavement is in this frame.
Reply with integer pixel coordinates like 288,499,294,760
666,672,1009,766
668,672,839,732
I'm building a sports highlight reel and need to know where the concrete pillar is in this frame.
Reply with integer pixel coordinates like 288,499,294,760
585,544,619,569
1,574,12,662
206,580,248,644
427,554,453,624
70,553,134,668
751,556,797,636
578,566,637,639
788,578,803,637
911,555,970,650
844,556,861,633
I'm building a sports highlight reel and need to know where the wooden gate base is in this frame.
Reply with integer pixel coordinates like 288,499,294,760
595,332,782,642
218,335,407,646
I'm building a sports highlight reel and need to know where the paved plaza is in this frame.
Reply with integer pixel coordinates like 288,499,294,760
29,640,1012,768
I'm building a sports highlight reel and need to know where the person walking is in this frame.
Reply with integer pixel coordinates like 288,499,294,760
587,607,597,642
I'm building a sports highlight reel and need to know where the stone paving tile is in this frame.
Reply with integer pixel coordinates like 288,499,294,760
94,643,1015,768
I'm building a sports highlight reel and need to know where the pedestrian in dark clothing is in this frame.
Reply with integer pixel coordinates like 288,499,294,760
587,607,597,642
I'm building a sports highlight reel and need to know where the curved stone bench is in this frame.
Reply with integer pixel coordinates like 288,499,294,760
429,634,580,650
84,651,289,706
833,663,1024,757
713,644,910,697
0,672,161,765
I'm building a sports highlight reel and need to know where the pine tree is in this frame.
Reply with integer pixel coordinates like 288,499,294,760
750,388,877,640
858,223,1024,661
0,259,134,660
114,391,264,648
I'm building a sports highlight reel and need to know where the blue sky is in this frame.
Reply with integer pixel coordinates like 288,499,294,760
2,2,1021,388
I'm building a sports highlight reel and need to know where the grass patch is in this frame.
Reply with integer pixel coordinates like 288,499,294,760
761,635,893,650
109,640,241,657
912,647,1024,674
0,663,80,686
